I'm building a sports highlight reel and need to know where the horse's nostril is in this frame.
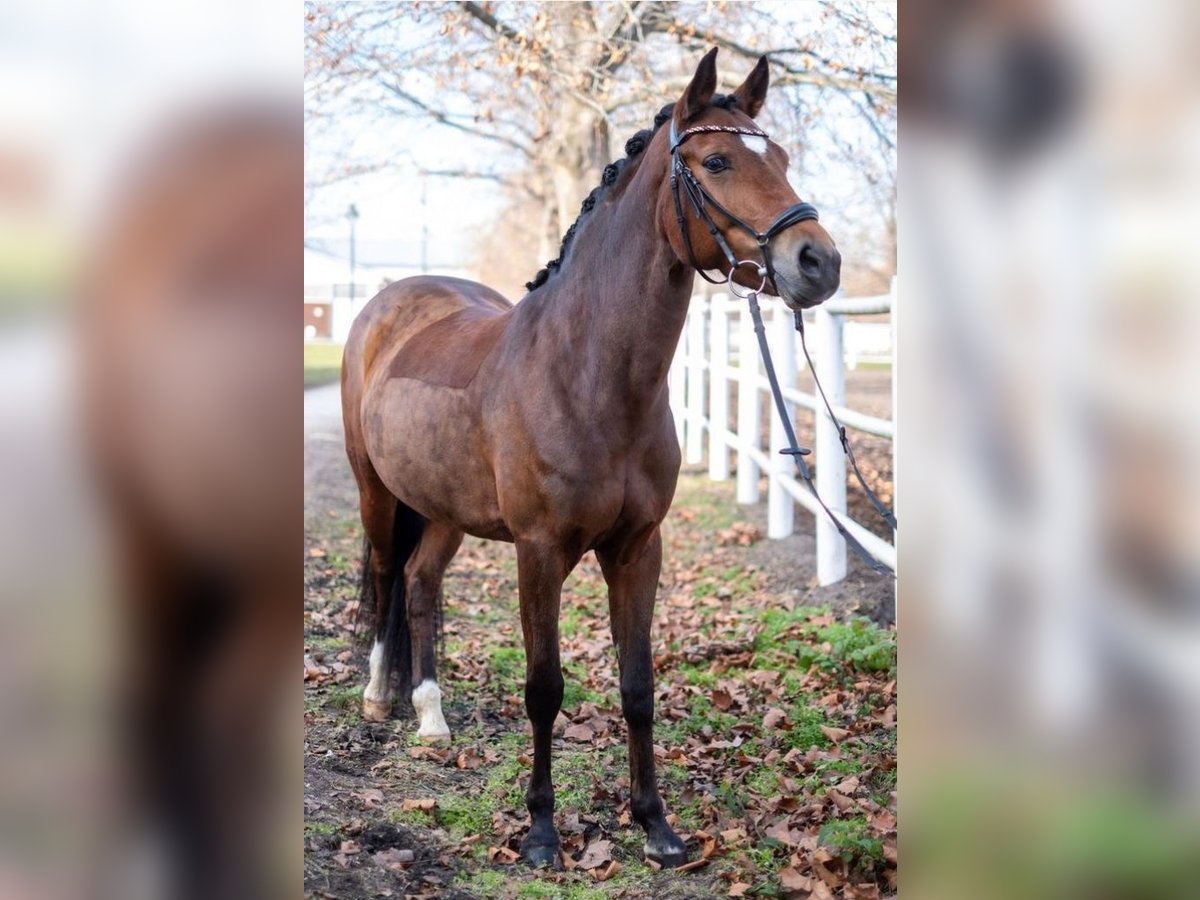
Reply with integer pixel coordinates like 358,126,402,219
799,244,823,278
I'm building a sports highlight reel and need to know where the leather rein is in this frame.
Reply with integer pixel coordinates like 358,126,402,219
669,119,897,576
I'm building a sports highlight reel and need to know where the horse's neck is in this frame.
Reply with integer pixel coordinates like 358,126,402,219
533,169,694,418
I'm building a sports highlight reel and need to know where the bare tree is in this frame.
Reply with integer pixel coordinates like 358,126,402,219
305,1,896,287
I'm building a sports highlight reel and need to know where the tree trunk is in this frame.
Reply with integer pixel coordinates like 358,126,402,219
550,96,609,246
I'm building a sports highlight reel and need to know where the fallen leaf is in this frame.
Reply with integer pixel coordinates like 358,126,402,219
409,746,451,762
593,859,621,881
373,848,414,870
712,689,733,711
351,788,384,809
563,723,594,741
487,845,520,864
456,748,483,769
576,839,613,870
765,819,800,846
779,866,811,892
835,775,860,794
333,839,360,868
820,725,850,743
763,707,788,730
828,789,854,813
728,882,751,897
401,798,436,812
871,809,896,832
721,827,747,847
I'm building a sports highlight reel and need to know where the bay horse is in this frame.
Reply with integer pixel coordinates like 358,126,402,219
341,48,841,868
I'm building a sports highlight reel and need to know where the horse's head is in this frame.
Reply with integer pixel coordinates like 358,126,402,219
660,48,841,309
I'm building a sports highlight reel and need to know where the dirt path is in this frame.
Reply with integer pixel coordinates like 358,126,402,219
304,380,896,899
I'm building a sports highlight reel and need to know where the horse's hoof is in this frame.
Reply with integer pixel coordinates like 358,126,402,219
520,837,562,870
362,697,391,722
644,838,688,869
417,729,452,745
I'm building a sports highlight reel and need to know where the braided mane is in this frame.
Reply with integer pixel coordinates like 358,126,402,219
525,94,740,292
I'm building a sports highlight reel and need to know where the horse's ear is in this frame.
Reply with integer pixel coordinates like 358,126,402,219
677,47,719,123
733,56,770,119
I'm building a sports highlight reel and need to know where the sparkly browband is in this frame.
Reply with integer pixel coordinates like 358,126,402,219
669,123,768,152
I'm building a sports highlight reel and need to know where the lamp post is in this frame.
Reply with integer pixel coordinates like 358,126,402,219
346,203,359,310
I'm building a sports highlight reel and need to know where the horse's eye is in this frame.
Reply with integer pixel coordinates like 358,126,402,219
702,155,729,173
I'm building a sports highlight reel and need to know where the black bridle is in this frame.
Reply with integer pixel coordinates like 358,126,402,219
669,118,897,576
669,119,820,292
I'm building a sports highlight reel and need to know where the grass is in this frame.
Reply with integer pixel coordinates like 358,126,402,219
811,619,896,674
305,341,343,388
488,645,526,694
323,684,363,711
306,633,350,653
438,792,494,839
304,463,896,898
753,607,896,680
388,806,436,828
458,869,508,897
819,816,885,872
782,704,830,752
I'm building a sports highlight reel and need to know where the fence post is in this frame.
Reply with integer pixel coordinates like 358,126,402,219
685,296,707,465
736,305,761,504
708,296,730,480
767,304,796,539
815,306,848,584
669,313,687,448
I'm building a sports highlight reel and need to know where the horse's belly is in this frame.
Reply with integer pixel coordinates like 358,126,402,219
364,379,509,539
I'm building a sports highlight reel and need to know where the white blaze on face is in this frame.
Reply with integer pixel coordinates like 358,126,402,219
740,134,768,155
412,679,450,740
363,640,389,704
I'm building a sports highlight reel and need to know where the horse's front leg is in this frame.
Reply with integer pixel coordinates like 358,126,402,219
515,540,569,868
597,528,687,868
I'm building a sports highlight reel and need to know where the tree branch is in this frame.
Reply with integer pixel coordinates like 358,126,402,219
378,80,531,155
459,1,524,44
672,26,897,103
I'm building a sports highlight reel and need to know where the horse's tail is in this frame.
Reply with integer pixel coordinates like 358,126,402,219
356,501,426,696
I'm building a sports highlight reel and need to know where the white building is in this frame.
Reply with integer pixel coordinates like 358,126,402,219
304,239,471,343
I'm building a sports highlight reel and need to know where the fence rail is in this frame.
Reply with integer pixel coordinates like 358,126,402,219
668,280,896,585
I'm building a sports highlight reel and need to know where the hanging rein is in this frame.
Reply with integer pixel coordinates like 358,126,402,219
669,119,897,576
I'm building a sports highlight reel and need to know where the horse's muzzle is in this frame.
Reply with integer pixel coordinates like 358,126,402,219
795,240,841,303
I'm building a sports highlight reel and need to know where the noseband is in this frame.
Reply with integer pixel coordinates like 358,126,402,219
669,119,819,294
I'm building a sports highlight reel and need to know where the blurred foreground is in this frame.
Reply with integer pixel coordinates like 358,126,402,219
0,3,299,899
901,0,1200,897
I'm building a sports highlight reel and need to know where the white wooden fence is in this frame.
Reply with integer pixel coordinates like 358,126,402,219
668,281,896,585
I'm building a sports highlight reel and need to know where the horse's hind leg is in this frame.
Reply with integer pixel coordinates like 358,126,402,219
597,528,687,868
354,474,403,722
404,521,463,742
